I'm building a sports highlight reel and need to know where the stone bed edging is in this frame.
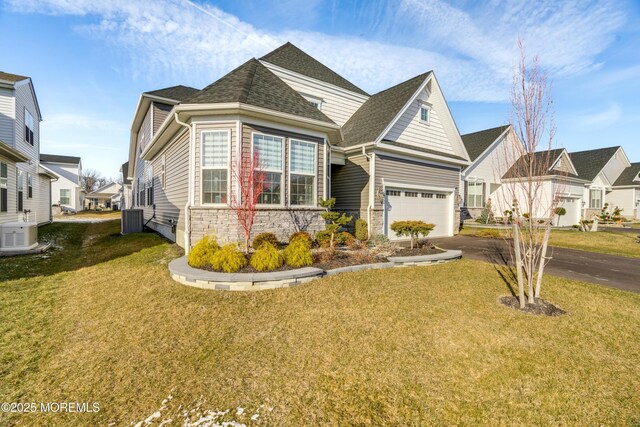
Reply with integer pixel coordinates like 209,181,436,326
169,249,462,291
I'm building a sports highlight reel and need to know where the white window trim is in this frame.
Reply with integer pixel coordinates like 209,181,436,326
419,102,431,125
60,189,71,205
466,181,484,208
589,188,603,209
200,129,231,207
288,139,318,208
24,107,35,145
300,93,323,110
251,131,285,208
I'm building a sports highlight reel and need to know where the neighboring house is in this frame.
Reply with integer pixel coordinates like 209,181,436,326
86,182,120,210
568,146,631,220
500,148,589,226
0,71,55,226
460,125,520,220
40,153,84,212
126,42,471,250
118,161,133,209
608,162,640,220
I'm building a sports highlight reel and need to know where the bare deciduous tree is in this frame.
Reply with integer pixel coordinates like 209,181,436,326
81,169,106,193
496,39,565,309
230,151,265,253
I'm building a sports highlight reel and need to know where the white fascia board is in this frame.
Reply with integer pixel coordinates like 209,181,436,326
382,179,455,193
375,142,470,167
373,74,432,146
259,61,370,103
502,175,591,184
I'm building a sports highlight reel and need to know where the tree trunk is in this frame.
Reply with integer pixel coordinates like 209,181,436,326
535,223,551,299
513,223,526,308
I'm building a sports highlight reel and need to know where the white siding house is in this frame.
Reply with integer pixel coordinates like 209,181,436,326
40,154,84,212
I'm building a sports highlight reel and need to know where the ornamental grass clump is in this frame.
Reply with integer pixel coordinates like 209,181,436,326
251,232,279,250
250,243,284,272
211,244,247,273
283,238,313,267
187,235,220,268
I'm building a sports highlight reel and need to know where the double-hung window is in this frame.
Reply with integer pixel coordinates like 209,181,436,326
253,133,283,205
466,181,484,208
24,109,35,145
589,189,602,209
17,171,24,211
419,104,431,124
60,189,71,205
0,162,7,212
201,130,229,204
289,140,316,206
27,173,33,198
146,165,154,206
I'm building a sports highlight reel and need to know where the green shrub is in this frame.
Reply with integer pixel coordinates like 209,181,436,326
339,231,356,247
251,232,279,250
289,231,312,246
319,198,353,248
187,235,220,268
355,218,368,241
314,230,332,248
211,244,247,273
283,239,313,267
372,234,389,246
390,220,435,249
250,243,284,272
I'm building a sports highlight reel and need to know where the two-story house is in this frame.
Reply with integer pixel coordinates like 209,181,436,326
126,43,470,251
0,71,55,228
40,154,84,213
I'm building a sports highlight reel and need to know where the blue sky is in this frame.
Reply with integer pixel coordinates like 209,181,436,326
1,0,639,178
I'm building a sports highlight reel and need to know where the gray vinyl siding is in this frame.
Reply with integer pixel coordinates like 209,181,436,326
133,106,153,208
149,130,190,232
374,154,461,208
0,88,15,146
331,154,369,211
0,154,18,224
152,102,172,135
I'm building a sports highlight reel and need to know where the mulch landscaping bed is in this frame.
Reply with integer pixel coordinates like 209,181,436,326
393,246,444,257
313,249,388,271
499,295,567,316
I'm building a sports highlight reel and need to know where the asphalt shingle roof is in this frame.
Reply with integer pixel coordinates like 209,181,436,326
144,85,200,103
568,146,621,182
461,125,510,161
0,71,29,83
260,42,368,96
40,154,81,165
121,161,132,185
340,72,430,147
186,58,335,124
502,149,579,179
613,162,640,186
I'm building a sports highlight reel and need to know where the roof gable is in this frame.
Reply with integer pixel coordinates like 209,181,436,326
186,58,335,124
503,148,579,179
341,73,430,147
462,125,510,161
260,42,368,96
0,71,29,84
613,162,640,186
568,146,621,182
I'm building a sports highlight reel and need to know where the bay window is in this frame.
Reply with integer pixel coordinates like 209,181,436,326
253,133,283,205
289,140,316,206
466,181,484,208
201,130,229,204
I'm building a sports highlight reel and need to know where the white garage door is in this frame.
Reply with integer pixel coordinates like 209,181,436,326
556,197,580,227
385,188,452,239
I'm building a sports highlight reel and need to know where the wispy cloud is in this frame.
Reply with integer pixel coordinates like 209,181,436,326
574,103,622,128
43,113,127,132
7,0,628,102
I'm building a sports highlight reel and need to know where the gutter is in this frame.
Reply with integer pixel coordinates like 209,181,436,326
362,146,374,237
174,112,193,253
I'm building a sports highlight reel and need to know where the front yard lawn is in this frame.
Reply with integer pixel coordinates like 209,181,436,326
460,226,640,258
1,221,639,426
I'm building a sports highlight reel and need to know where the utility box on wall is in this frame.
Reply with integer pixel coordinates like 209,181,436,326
121,209,143,234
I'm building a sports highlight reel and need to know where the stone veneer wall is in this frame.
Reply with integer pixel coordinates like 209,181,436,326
190,207,326,246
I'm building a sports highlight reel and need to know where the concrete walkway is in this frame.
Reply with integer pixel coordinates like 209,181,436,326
430,235,640,293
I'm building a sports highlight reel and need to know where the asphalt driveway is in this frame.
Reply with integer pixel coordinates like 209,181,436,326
430,235,640,293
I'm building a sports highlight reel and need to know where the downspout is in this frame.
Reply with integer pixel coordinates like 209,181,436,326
174,112,193,253
362,146,373,237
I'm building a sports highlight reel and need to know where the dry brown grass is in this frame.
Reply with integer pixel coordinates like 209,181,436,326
1,222,639,426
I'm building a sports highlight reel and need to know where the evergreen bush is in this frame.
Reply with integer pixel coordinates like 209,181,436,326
211,244,247,273
283,239,313,267
187,235,220,268
250,243,284,272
